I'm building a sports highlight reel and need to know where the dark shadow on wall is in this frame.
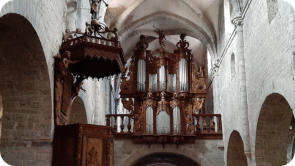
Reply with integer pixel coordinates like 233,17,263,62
255,93,294,166
0,13,52,165
227,131,247,166
132,152,200,166
69,96,87,124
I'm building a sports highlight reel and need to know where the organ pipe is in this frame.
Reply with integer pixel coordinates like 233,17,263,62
137,59,146,92
168,74,176,92
159,65,166,91
149,74,157,92
146,106,153,134
179,58,188,91
156,111,170,135
173,107,181,134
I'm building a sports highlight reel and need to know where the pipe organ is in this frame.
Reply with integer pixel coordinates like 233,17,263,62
120,33,208,136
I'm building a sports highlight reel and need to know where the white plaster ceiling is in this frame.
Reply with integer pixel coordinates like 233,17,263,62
106,0,218,62
107,0,220,36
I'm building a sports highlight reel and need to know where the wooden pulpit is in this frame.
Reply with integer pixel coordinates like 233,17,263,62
53,124,114,166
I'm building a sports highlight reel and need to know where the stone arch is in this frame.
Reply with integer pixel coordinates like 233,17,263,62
0,0,66,95
115,0,210,36
0,13,52,165
115,0,217,57
117,142,207,166
131,152,200,166
227,131,247,166
255,93,294,166
119,12,216,60
69,96,88,124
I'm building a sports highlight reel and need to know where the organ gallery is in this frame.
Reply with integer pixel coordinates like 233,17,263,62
107,32,222,144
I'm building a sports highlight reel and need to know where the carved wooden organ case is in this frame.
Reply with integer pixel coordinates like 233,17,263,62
120,34,207,136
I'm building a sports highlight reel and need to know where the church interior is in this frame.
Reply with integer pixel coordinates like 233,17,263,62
0,0,295,165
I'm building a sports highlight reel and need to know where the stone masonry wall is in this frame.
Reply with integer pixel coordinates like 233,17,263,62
214,0,295,165
0,0,68,165
114,139,224,166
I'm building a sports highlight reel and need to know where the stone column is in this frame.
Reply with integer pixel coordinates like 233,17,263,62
92,78,105,125
97,0,109,26
232,16,252,163
76,0,91,31
65,0,77,31
92,78,111,125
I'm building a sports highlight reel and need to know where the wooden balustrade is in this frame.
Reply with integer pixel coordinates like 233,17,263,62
62,35,120,50
106,114,133,134
106,113,222,141
193,114,222,133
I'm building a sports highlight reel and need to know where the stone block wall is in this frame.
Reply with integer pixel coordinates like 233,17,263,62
0,0,68,165
114,139,224,166
214,0,295,165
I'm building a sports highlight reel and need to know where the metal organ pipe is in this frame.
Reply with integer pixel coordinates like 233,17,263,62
156,111,170,135
179,58,188,91
168,74,176,92
159,65,166,91
146,106,153,134
173,107,181,134
137,59,146,92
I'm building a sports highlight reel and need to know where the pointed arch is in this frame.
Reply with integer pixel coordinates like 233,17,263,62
227,131,247,166
0,13,52,165
132,153,200,166
255,93,294,165
69,96,87,124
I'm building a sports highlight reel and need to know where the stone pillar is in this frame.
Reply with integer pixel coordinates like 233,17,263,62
232,16,252,163
105,78,111,115
96,0,109,26
92,78,111,125
76,0,91,31
65,0,77,31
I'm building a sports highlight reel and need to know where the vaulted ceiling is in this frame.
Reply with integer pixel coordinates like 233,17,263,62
105,0,220,59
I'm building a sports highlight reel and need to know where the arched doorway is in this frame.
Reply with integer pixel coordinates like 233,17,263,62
132,153,200,166
255,93,294,166
69,96,87,124
227,131,247,166
0,14,52,165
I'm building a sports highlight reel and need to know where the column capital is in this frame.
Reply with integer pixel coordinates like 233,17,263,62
232,16,244,26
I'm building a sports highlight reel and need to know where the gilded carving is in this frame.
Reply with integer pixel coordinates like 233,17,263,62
193,98,205,114
183,104,194,135
121,98,134,113
111,33,213,142
54,52,83,125
133,105,145,134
